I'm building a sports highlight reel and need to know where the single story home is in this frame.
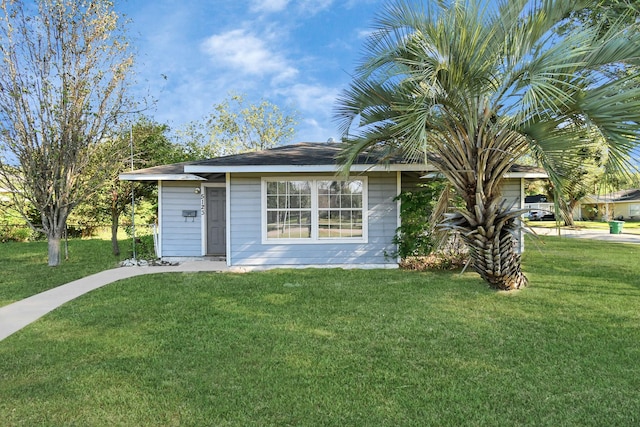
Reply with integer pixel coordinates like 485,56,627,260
580,189,640,221
120,142,546,270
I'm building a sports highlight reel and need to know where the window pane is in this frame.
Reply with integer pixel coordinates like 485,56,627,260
301,194,311,208
267,210,311,239
290,193,300,209
318,193,329,209
299,211,311,238
352,194,362,208
330,193,340,208
344,223,362,237
265,180,312,240
266,211,281,238
348,181,363,194
288,181,311,198
315,180,365,239
318,181,330,192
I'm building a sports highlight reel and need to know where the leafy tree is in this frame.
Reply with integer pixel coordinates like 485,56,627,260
74,117,182,256
0,0,136,266
176,93,297,159
563,0,640,34
335,0,640,290
556,144,609,225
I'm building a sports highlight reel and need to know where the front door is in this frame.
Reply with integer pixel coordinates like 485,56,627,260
206,187,226,255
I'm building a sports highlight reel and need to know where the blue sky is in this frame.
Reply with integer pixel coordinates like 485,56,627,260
118,0,382,142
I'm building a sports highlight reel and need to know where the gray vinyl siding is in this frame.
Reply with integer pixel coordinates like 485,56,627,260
158,174,527,262
501,178,522,209
229,172,398,267
401,172,424,192
502,178,525,252
160,181,202,257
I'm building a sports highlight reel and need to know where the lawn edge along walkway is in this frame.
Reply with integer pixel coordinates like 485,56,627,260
0,261,228,342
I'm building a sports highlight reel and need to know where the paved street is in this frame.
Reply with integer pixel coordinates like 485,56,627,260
529,226,640,244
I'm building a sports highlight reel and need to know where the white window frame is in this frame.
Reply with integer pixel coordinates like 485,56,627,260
261,176,368,244
630,203,640,217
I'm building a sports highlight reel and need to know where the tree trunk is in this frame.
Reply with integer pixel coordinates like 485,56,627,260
111,209,120,256
47,233,62,267
468,227,528,290
445,193,528,291
563,199,578,227
44,209,68,267
431,121,531,290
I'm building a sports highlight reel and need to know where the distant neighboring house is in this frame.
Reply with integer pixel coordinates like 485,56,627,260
119,142,546,270
0,186,12,203
581,189,640,221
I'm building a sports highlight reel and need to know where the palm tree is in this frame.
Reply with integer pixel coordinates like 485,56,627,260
335,0,640,290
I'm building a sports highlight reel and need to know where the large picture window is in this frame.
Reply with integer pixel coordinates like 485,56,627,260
263,178,367,243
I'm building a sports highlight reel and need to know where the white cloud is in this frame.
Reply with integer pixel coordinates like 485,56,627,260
298,0,334,15
357,28,376,40
282,83,339,114
250,0,290,13
299,118,330,142
200,29,298,83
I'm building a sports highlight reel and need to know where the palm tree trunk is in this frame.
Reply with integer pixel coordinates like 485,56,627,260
439,134,529,290
466,219,528,290
452,210,528,290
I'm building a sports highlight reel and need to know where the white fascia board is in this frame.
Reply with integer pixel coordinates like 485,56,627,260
183,164,431,174
504,172,548,179
118,173,207,181
420,171,549,179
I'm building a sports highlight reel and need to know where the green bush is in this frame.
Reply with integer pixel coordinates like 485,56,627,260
388,181,446,259
124,226,157,260
0,225,38,242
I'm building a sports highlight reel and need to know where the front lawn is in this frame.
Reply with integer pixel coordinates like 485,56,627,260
0,237,638,425
0,238,130,307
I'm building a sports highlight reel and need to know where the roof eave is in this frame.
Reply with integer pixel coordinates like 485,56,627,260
118,173,207,181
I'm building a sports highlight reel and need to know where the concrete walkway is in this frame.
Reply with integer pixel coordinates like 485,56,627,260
0,261,228,342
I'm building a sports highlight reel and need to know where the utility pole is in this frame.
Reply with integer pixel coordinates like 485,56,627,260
130,125,136,260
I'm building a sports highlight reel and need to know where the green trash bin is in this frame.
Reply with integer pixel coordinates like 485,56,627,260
609,220,624,234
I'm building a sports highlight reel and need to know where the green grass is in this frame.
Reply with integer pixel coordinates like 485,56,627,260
0,238,129,307
1,237,639,425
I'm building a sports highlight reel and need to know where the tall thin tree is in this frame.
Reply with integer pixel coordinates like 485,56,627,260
0,0,136,265
335,0,640,289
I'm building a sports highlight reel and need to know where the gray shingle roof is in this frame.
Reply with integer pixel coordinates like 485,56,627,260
120,142,546,179
584,189,640,203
